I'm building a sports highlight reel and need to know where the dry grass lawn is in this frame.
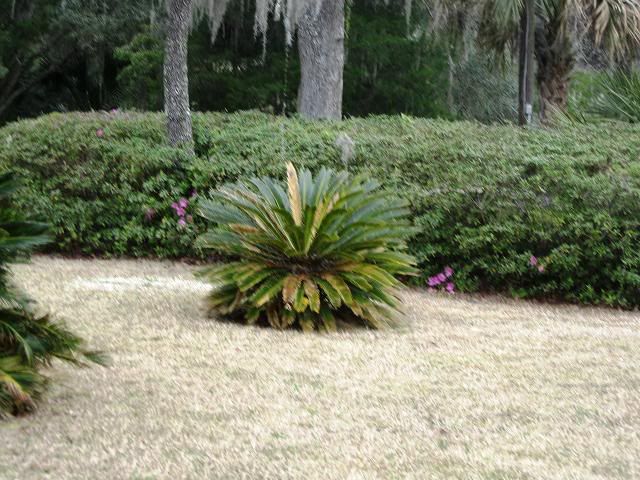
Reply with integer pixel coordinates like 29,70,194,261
1,256,639,480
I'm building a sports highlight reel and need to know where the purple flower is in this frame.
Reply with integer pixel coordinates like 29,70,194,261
428,276,441,287
178,197,188,209
445,282,455,293
437,273,447,283
178,218,187,227
529,255,538,267
96,128,105,138
444,266,454,278
175,207,186,217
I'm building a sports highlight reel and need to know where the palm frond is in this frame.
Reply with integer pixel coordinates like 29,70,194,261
0,171,105,418
198,164,417,331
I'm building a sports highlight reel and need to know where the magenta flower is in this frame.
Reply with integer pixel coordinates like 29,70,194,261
178,197,188,209
437,272,447,283
529,255,538,267
445,282,455,293
428,276,441,287
444,266,454,278
96,128,105,138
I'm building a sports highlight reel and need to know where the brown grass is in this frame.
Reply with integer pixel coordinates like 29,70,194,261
1,256,639,479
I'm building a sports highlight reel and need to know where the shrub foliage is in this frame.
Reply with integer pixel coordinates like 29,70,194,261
0,111,639,308
198,164,416,331
0,172,103,418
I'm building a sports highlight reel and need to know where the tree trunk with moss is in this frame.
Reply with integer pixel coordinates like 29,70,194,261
164,0,193,150
535,13,574,122
297,0,345,120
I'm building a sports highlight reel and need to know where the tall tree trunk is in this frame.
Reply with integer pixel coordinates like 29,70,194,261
535,11,574,123
518,0,535,126
297,0,345,120
164,0,193,150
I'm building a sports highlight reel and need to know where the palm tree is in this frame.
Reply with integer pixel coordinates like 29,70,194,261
477,0,640,120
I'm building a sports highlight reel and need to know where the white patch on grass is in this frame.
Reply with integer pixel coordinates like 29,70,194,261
71,276,212,293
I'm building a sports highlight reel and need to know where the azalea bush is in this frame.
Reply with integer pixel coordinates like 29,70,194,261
197,163,417,331
1,111,639,308
0,172,104,418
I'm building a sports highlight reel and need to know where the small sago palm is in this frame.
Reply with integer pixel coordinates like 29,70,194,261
198,163,417,332
0,172,104,418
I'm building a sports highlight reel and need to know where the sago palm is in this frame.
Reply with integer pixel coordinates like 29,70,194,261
0,172,104,418
198,163,417,332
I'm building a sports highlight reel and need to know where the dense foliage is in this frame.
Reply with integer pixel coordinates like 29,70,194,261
0,171,103,418
198,163,416,331
0,0,455,124
591,71,640,122
0,111,639,308
0,0,152,123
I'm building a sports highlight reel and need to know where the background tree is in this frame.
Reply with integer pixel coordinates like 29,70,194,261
297,0,345,119
164,0,194,149
477,0,640,120
0,0,149,123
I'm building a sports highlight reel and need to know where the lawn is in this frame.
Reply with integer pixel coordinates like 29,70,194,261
2,256,639,479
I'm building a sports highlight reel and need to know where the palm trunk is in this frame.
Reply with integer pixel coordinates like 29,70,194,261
535,11,574,122
297,0,345,120
538,63,571,120
164,0,194,150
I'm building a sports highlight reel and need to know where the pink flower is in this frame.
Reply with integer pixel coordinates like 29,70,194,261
171,202,179,211
175,207,186,217
178,218,187,227
445,282,455,293
537,265,545,273
529,255,538,267
178,197,188,209
428,276,441,287
110,108,118,114
444,266,454,278
437,273,447,283
96,128,105,138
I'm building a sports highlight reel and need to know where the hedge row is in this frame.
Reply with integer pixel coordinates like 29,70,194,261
0,111,639,307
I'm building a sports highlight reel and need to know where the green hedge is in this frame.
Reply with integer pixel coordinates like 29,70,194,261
1,111,639,307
